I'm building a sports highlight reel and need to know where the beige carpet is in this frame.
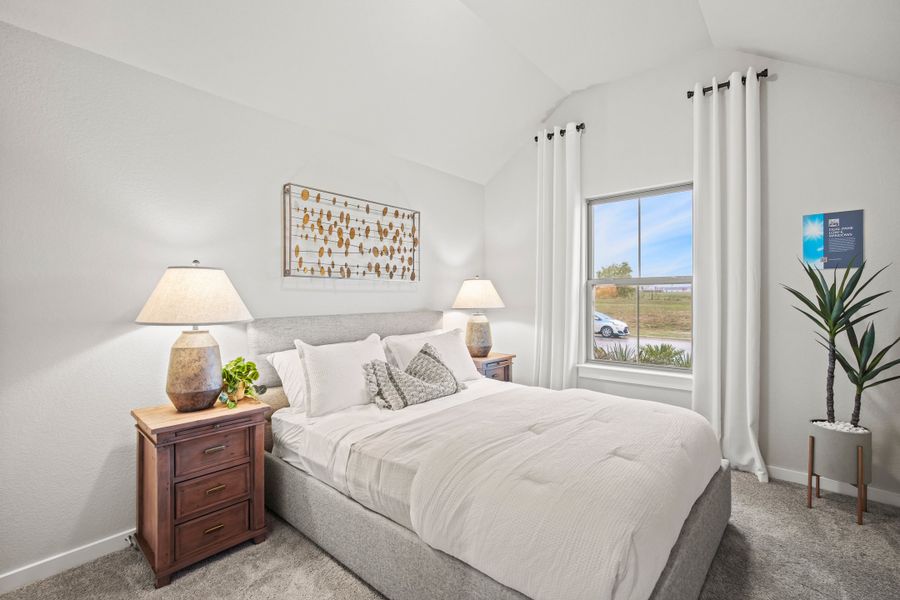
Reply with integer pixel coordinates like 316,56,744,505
3,472,898,599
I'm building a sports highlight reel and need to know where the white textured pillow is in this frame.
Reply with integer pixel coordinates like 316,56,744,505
381,329,445,366
296,333,387,418
265,349,307,411
384,329,480,382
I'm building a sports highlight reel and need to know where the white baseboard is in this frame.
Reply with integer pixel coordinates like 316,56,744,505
0,527,135,595
767,465,900,507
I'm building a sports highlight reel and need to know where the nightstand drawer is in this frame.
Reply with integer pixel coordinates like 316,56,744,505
175,501,249,560
472,353,515,383
484,365,509,380
175,429,249,478
175,464,250,521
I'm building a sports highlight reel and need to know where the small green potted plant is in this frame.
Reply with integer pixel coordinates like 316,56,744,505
783,260,891,493
219,357,260,409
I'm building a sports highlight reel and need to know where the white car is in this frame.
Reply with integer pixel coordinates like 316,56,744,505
593,312,629,337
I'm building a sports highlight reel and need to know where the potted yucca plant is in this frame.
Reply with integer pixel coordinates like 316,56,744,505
783,260,887,421
783,260,891,498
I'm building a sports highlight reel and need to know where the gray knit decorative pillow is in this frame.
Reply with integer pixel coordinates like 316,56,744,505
364,343,466,410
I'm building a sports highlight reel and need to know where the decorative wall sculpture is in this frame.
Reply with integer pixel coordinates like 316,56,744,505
282,183,420,281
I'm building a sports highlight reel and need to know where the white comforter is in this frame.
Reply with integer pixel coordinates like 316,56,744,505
274,383,721,600
349,386,719,600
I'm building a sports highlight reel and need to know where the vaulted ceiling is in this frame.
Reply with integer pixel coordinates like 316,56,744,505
1,1,898,184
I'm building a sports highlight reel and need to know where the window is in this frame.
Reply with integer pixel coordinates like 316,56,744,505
587,184,692,370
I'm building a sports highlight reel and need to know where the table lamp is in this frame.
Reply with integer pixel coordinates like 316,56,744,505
136,261,252,412
452,276,505,357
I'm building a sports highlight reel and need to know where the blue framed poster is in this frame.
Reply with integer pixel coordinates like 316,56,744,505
802,209,864,269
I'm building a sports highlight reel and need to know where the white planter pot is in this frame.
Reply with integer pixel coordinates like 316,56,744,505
808,419,872,485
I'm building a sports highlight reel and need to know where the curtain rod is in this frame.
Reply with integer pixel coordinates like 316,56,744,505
686,69,769,99
533,122,585,143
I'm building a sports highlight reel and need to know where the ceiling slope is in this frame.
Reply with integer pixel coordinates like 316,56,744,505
0,0,566,183
2,1,899,184
700,0,900,86
460,0,712,93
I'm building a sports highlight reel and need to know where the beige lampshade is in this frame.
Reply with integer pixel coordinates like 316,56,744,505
452,277,505,310
136,264,252,326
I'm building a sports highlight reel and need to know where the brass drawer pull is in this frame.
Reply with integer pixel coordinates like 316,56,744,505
203,523,224,535
205,484,227,495
204,445,226,455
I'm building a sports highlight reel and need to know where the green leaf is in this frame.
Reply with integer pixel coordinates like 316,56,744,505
814,332,832,346
865,374,900,389
793,307,828,332
845,325,862,362
867,335,900,370
859,324,876,368
843,291,890,319
827,271,837,310
846,264,890,306
830,295,844,323
802,260,828,305
862,357,900,383
840,260,866,300
783,285,826,320
833,348,856,379
849,308,886,326
838,263,852,296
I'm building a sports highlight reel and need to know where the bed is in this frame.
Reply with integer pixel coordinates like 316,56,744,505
249,310,730,600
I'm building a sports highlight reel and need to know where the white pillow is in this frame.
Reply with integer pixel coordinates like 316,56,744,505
265,348,307,411
295,333,387,418
381,329,445,366
384,329,480,382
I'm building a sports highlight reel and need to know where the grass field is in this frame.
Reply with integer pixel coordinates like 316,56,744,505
594,289,691,340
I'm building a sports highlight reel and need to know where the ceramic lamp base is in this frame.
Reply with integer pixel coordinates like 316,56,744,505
166,329,223,412
465,313,492,357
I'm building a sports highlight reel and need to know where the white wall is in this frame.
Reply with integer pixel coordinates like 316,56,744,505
485,47,900,495
0,22,483,578
4,16,900,587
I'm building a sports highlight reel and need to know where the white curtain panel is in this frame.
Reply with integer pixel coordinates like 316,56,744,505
692,69,768,481
533,123,584,390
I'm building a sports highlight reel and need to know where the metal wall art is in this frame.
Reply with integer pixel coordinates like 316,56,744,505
283,183,420,281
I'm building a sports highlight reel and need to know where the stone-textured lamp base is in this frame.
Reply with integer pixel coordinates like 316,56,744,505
166,329,223,412
465,313,493,357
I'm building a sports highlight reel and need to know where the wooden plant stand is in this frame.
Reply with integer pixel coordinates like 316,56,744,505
807,435,868,525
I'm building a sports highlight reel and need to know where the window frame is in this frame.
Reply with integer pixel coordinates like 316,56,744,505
585,182,693,372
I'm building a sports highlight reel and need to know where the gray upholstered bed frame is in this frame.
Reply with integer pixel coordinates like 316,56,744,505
248,310,731,600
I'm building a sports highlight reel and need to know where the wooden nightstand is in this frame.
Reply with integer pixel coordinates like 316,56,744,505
131,401,268,588
472,352,516,382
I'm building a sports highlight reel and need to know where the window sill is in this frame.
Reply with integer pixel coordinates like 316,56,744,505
576,363,693,391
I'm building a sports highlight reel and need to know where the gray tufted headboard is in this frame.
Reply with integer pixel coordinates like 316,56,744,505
246,310,444,388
